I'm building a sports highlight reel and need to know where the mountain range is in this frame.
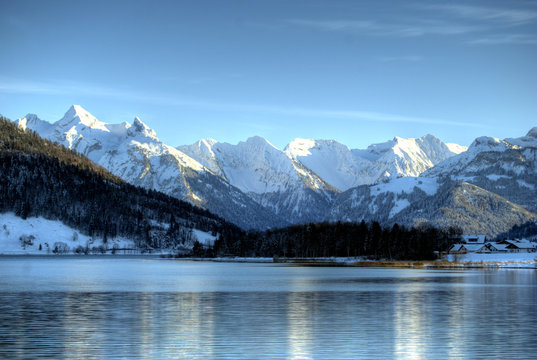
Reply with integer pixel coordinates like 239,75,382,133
16,105,537,236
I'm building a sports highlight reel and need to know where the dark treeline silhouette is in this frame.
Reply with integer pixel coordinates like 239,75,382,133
212,221,462,260
496,220,537,241
0,117,239,249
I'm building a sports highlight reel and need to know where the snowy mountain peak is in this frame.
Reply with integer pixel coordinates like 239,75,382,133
128,116,158,140
446,143,468,154
201,138,218,147
16,114,52,133
284,138,316,157
243,136,279,151
57,105,109,131
505,127,537,148
527,127,537,138
469,136,511,152
285,138,351,159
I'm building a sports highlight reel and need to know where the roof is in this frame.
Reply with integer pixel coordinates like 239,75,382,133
503,239,537,249
464,244,488,252
487,243,509,251
461,235,487,244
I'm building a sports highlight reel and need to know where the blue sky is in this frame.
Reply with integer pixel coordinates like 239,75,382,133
1,0,536,149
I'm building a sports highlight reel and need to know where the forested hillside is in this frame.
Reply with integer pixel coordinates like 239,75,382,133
0,117,238,250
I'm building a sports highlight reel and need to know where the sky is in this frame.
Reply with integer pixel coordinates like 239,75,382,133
0,0,536,149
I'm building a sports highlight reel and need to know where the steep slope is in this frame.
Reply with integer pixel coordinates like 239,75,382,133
18,106,285,229
0,116,238,252
424,128,537,213
330,177,536,237
285,134,466,191
393,181,536,236
179,136,337,223
329,177,441,223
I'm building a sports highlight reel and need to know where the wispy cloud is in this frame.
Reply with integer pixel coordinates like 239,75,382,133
423,4,537,26
286,3,536,45
468,33,537,45
0,77,485,128
286,18,482,38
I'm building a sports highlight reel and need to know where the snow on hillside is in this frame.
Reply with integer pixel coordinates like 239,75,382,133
421,127,537,214
370,176,440,196
284,139,369,191
0,212,134,255
17,106,293,229
286,135,466,191
424,133,530,178
367,177,440,218
180,136,330,195
192,229,217,246
0,213,217,255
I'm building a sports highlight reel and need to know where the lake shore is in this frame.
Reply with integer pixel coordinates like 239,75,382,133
273,255,537,269
2,253,536,269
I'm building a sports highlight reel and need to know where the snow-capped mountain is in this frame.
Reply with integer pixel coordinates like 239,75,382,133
17,106,286,230
17,105,535,236
179,136,331,195
178,132,464,222
285,135,466,191
424,128,537,213
178,136,337,223
329,176,536,236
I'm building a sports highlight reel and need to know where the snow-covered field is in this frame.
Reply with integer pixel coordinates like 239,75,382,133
0,212,216,255
0,212,135,255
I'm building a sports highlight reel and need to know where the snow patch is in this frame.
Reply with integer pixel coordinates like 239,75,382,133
193,229,217,246
517,179,535,190
373,177,439,196
389,198,411,218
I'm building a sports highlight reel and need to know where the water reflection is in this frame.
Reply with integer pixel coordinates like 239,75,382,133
287,292,315,359
0,259,536,359
393,280,428,359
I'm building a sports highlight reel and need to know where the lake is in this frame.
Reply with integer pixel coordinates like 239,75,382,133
0,257,536,359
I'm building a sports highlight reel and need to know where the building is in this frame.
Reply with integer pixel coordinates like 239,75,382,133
461,235,487,244
449,237,537,254
496,239,537,253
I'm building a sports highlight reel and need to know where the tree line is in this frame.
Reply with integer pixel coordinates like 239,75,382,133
210,221,462,260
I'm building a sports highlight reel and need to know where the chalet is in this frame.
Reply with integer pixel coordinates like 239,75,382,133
496,239,537,253
449,243,490,254
486,243,509,253
449,238,537,254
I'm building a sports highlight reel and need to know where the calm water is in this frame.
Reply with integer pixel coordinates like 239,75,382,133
0,257,536,359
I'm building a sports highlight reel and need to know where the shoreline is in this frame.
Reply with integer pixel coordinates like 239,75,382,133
1,254,535,269
273,257,537,269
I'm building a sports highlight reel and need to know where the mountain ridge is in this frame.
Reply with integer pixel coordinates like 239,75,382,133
15,105,536,236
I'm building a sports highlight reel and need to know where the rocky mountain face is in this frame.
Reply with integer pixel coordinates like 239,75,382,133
17,106,285,230
284,135,465,191
330,177,536,237
17,105,536,236
423,129,537,214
